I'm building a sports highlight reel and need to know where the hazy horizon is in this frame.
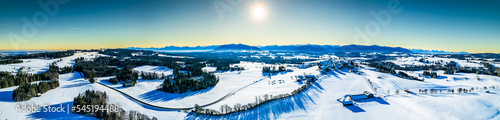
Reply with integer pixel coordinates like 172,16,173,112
1,0,499,53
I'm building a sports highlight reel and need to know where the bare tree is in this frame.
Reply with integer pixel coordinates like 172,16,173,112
220,105,225,114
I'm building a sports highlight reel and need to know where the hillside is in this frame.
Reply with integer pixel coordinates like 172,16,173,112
213,44,261,51
292,45,327,51
333,45,411,53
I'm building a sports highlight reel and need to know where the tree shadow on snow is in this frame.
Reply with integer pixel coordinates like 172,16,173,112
436,76,448,79
374,98,390,105
331,69,347,76
61,72,84,81
150,67,172,72
406,91,417,95
355,98,390,105
27,101,96,120
138,87,214,102
366,68,378,71
184,81,324,120
61,82,91,89
0,91,14,102
328,71,341,79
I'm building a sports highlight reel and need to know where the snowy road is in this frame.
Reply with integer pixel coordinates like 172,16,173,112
94,76,269,111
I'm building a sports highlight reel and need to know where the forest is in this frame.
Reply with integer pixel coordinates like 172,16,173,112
0,62,60,89
0,50,77,60
160,71,218,94
369,61,500,77
0,59,23,64
72,90,157,120
12,80,59,101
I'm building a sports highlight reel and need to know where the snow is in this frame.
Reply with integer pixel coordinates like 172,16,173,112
133,65,173,76
157,54,193,59
99,62,320,109
0,52,108,75
1,54,500,120
493,64,500,68
277,66,500,120
390,57,483,68
201,67,217,73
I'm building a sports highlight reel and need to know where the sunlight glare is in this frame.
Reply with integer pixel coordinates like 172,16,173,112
252,4,267,21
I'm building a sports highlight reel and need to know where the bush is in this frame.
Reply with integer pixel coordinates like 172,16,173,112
444,70,454,74
423,71,438,78
108,78,119,84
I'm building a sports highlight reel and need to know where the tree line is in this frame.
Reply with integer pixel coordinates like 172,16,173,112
72,90,157,120
370,61,500,79
262,66,286,73
139,71,165,80
0,59,23,64
10,62,61,101
73,55,179,83
0,65,59,89
397,71,423,81
416,86,497,94
0,50,75,60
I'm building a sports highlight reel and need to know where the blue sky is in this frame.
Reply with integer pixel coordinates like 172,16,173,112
0,0,499,53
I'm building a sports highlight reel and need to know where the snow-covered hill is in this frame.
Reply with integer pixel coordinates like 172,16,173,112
1,53,499,120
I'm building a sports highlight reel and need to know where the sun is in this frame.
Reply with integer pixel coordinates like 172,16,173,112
252,4,267,21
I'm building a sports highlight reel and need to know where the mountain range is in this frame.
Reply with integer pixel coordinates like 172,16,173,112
127,44,425,53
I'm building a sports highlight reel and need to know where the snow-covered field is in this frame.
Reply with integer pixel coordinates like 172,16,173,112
277,66,500,120
133,65,173,76
390,57,483,67
0,52,108,75
1,53,500,120
100,62,320,109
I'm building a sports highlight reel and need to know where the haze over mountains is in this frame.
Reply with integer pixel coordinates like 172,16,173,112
128,44,467,53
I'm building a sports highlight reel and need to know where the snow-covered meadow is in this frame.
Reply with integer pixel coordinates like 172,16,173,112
1,52,500,120
0,52,108,75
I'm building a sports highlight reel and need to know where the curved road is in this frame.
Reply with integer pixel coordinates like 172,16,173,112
94,76,269,111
